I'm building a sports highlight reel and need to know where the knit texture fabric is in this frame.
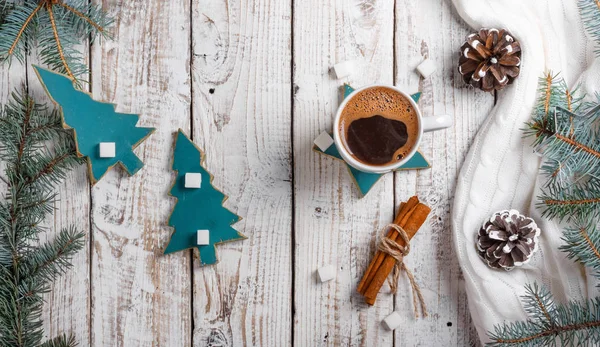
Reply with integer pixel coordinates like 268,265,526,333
450,0,600,343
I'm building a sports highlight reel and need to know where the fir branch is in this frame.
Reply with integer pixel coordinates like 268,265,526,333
0,0,114,83
39,334,76,347
560,219,600,274
526,75,600,222
54,0,113,42
580,0,600,55
46,3,73,80
0,90,84,347
507,71,600,346
529,108,600,185
488,284,600,346
58,3,104,33
579,92,600,128
36,11,87,84
553,131,600,159
0,1,41,63
7,2,42,58
22,140,83,188
21,226,84,284
541,187,600,221
0,1,11,23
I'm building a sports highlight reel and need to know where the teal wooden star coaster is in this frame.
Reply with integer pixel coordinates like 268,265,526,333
313,84,430,196
34,65,155,184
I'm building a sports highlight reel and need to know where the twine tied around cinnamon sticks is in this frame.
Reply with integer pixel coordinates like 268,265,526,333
377,223,428,318
357,196,431,315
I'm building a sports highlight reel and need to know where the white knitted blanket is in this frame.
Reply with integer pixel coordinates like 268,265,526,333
450,0,600,343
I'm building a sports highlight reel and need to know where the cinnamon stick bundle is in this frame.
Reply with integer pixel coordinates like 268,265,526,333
357,196,430,305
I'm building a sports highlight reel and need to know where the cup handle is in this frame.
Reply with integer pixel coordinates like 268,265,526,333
422,114,453,132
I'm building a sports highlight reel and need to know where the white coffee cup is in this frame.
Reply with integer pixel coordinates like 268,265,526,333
333,85,452,174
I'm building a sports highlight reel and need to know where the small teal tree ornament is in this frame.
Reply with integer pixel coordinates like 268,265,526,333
164,130,245,266
33,65,155,183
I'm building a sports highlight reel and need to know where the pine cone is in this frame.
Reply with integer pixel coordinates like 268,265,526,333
458,28,521,92
476,210,540,271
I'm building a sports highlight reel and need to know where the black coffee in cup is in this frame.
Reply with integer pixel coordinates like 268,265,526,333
338,86,419,166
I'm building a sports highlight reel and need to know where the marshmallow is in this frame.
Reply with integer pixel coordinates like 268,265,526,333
382,311,402,330
416,58,437,79
99,142,116,158
314,132,334,151
333,60,355,79
185,173,202,188
317,264,336,283
196,229,210,245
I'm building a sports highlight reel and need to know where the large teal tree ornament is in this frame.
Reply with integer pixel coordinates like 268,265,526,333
34,65,155,183
164,130,245,266
313,84,430,196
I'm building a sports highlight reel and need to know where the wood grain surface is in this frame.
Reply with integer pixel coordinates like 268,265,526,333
393,0,493,345
89,1,191,346
29,48,93,346
191,0,292,345
0,0,494,345
292,0,396,345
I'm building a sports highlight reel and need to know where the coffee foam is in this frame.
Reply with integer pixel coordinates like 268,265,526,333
339,87,420,166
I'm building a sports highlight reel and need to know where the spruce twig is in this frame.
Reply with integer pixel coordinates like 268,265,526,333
491,71,600,344
561,219,600,273
580,0,600,54
0,91,85,347
488,284,600,346
487,4,600,344
525,74,600,222
0,0,113,84
39,334,76,347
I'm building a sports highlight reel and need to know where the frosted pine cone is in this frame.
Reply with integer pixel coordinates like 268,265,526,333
476,210,540,271
458,28,521,92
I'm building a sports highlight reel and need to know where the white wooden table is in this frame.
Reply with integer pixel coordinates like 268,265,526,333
1,0,495,345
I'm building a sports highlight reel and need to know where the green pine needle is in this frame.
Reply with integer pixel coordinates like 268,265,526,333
523,73,600,279
525,73,600,222
0,90,85,347
0,0,113,84
0,1,11,24
501,51,600,343
579,0,600,55
39,334,76,347
561,219,600,273
488,284,600,346
540,181,600,222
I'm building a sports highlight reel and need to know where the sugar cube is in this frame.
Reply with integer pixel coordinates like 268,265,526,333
333,60,355,79
317,264,336,283
196,229,210,245
185,173,202,188
314,132,334,152
382,311,402,330
99,142,116,158
416,58,437,79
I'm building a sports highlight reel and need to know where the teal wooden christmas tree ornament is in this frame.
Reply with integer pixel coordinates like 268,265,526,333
33,65,155,184
164,130,245,266
313,84,430,196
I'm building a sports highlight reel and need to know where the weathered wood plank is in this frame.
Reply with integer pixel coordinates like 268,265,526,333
190,0,293,345
27,50,92,344
393,0,492,346
293,0,396,345
0,24,92,346
0,1,497,345
0,65,24,199
0,64,25,100
39,165,91,345
89,1,192,345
